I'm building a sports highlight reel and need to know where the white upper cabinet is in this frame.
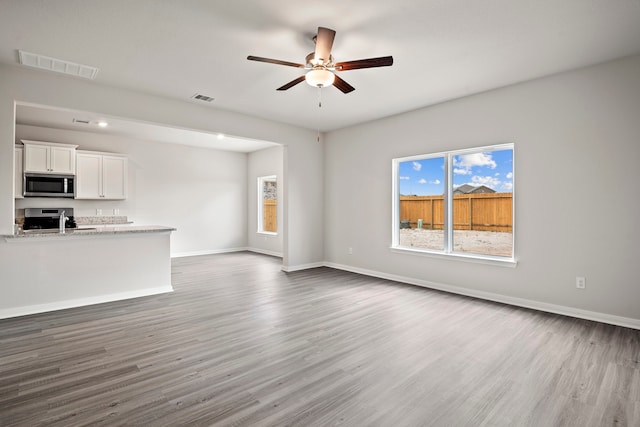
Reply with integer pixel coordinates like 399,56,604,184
75,152,102,199
14,146,23,199
50,145,76,174
76,151,127,200
102,155,127,199
22,140,77,174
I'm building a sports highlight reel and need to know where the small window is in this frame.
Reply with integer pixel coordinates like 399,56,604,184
258,175,277,234
392,144,514,262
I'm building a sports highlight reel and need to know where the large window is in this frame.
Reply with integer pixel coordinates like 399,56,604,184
392,144,514,262
258,175,277,234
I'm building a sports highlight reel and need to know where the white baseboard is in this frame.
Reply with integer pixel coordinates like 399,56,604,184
0,285,174,320
247,247,283,258
324,262,640,330
171,247,248,258
281,262,325,272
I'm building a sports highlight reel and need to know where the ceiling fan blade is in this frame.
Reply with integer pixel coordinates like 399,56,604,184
277,75,306,91
335,56,394,71
247,55,305,68
333,74,355,94
314,27,336,63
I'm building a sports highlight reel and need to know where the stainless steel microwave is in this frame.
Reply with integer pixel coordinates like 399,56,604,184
24,173,75,198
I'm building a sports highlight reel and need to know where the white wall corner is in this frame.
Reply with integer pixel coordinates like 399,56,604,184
171,247,249,258
247,247,283,258
281,262,325,273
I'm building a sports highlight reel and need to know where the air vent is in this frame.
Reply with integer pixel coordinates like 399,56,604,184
191,93,215,103
72,118,91,124
18,50,99,80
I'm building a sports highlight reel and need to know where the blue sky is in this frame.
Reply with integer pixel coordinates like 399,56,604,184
399,149,513,196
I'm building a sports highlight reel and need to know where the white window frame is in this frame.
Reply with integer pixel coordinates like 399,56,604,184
391,143,516,267
257,175,277,235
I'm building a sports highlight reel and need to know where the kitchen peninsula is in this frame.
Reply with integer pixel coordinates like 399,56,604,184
0,226,175,319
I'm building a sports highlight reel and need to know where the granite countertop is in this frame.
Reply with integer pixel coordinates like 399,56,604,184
4,225,176,239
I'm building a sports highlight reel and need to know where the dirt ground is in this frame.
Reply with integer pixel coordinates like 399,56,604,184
399,229,513,257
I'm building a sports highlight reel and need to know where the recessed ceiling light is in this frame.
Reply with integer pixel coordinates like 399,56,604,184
97,121,108,128
217,133,224,139
18,50,99,80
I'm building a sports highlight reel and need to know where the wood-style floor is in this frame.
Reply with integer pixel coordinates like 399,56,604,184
1,252,639,426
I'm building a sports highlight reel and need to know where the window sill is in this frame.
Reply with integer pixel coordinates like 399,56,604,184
390,246,517,268
257,231,278,236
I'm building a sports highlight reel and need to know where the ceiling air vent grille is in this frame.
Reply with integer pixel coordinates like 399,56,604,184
18,50,99,80
191,93,215,103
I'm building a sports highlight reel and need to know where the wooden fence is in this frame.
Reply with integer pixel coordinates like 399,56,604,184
400,193,512,232
263,199,277,232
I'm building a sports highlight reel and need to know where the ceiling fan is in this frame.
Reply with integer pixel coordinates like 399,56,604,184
247,26,393,94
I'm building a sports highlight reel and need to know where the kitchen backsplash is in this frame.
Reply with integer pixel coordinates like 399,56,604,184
75,216,130,225
14,209,130,226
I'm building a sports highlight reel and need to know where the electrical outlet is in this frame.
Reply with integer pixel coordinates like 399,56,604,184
576,277,586,289
348,247,353,255
114,208,120,215
96,208,102,216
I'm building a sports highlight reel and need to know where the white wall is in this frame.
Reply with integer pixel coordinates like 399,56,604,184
15,124,247,256
0,63,324,271
324,55,640,325
247,146,284,256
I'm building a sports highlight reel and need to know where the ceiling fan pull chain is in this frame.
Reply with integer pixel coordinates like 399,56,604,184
317,88,322,142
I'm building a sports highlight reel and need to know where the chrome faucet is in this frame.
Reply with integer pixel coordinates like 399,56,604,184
59,210,69,233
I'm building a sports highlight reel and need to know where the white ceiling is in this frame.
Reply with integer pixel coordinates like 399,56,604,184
15,104,280,153
3,0,640,139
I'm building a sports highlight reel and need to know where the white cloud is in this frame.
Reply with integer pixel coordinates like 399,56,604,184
454,168,471,175
399,176,410,180
412,161,422,171
453,152,497,174
506,172,513,179
471,175,501,188
501,182,513,190
430,179,441,185
418,178,427,184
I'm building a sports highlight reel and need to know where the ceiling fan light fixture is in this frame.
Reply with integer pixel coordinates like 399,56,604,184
305,69,335,88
